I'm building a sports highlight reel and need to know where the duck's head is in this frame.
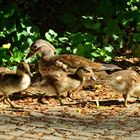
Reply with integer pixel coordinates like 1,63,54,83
17,62,32,77
26,39,55,59
76,66,96,81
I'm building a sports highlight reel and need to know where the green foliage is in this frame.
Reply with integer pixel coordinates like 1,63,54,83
1,0,140,67
43,0,140,61
0,4,40,67
45,30,114,62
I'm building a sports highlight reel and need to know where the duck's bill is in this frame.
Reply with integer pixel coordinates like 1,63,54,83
26,51,34,59
91,75,96,81
28,71,33,77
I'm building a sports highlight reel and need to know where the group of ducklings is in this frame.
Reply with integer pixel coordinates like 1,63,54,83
0,39,140,108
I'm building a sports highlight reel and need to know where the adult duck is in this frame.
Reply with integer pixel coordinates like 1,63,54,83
26,39,122,76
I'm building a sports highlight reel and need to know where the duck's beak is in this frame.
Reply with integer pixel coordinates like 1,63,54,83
90,73,97,81
91,75,96,81
26,51,34,59
28,71,33,77
87,74,97,81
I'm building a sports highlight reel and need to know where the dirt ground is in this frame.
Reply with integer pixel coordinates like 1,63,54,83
0,57,140,140
0,83,139,140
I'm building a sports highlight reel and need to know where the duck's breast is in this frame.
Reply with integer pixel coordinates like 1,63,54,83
19,74,31,90
131,82,140,97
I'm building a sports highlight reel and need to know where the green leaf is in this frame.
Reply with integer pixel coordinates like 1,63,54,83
68,32,84,47
104,45,113,52
45,29,58,42
104,55,112,62
58,37,68,43
48,29,58,38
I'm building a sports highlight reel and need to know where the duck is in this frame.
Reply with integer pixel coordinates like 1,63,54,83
30,66,95,105
0,67,15,96
0,62,32,108
26,39,122,76
99,69,140,106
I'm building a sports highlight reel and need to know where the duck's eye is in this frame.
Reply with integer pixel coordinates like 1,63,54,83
33,45,38,49
18,65,24,70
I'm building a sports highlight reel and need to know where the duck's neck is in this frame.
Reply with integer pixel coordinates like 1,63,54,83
80,77,85,83
15,69,30,87
73,73,85,82
17,68,30,77
42,49,55,60
19,73,31,89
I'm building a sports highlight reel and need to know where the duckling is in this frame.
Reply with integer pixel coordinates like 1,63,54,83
0,67,15,96
100,69,140,106
26,39,122,76
0,62,32,108
30,66,95,105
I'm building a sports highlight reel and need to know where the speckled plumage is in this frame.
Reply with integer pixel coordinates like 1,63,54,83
26,39,122,76
101,69,140,106
0,62,32,108
31,66,95,105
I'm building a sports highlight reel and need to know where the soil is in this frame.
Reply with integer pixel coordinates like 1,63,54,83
0,57,140,140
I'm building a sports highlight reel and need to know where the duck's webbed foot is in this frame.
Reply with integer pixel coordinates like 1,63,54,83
6,97,23,109
123,94,128,107
37,95,49,104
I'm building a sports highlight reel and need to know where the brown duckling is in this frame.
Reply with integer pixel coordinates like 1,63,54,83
0,67,16,96
30,66,95,105
99,69,140,106
0,62,32,108
26,39,122,76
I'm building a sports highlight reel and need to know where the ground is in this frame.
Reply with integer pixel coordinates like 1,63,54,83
0,57,140,140
0,83,139,140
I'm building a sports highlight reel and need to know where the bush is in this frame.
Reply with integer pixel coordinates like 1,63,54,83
0,4,40,67
1,0,140,67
